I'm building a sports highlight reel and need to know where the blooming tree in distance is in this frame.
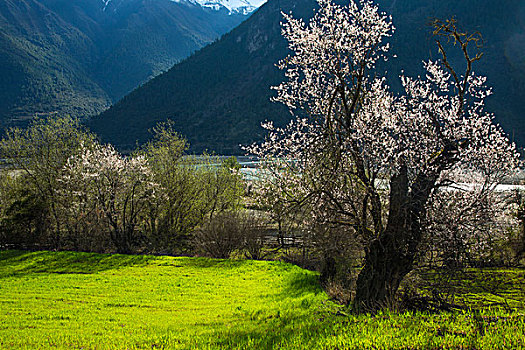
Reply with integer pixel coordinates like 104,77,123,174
61,143,157,254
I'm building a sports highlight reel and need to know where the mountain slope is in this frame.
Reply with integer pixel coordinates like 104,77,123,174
90,0,525,154
0,0,255,128
91,0,316,153
0,0,109,125
90,0,251,100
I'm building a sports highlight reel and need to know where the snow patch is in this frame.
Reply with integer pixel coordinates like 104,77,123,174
171,0,266,15
101,0,266,15
102,0,112,11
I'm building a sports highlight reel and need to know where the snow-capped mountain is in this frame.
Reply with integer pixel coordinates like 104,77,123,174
172,0,267,15
101,0,266,15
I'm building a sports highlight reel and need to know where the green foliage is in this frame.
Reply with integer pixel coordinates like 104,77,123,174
142,121,189,165
140,124,245,254
0,174,50,249
0,250,524,349
0,118,245,254
0,115,96,249
0,115,95,177
222,156,242,171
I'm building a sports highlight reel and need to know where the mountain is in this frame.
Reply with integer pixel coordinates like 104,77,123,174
90,0,525,154
172,0,267,15
0,0,261,129
90,0,315,153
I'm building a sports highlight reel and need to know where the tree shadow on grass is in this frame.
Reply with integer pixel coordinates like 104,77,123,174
418,268,525,308
178,257,248,269
203,311,334,350
0,250,156,278
282,270,323,298
203,271,343,350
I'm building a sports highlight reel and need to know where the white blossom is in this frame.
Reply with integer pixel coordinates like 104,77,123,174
248,0,520,266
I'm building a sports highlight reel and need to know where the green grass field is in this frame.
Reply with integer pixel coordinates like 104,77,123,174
0,250,524,349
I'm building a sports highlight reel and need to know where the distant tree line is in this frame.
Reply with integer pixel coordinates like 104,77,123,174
0,115,247,255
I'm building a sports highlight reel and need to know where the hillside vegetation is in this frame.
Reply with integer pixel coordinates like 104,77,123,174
91,0,525,154
0,0,249,128
0,250,524,349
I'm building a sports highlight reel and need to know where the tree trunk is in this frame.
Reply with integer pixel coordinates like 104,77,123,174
353,166,436,312
515,194,525,261
353,233,415,310
111,228,132,254
320,254,337,285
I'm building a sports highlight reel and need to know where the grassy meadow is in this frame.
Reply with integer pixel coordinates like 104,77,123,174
0,250,524,349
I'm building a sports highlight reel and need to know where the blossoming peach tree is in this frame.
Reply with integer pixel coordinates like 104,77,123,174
248,0,519,310
60,143,157,254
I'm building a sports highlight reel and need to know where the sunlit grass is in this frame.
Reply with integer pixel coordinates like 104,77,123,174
0,250,524,349
0,250,325,349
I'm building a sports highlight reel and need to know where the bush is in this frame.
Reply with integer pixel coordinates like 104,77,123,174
0,119,246,255
239,211,269,260
0,174,50,250
193,211,269,259
139,124,245,254
193,212,246,259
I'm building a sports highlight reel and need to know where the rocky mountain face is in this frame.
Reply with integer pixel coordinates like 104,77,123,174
0,0,257,128
90,0,525,154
